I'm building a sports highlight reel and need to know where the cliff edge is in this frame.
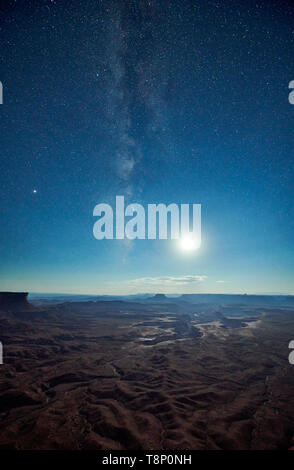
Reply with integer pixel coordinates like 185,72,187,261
0,292,30,309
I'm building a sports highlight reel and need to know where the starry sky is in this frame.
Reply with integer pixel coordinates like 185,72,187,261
0,0,294,295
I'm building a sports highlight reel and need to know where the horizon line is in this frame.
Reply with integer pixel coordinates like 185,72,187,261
22,291,294,297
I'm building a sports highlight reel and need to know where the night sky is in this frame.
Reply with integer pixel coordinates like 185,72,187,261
1,0,294,295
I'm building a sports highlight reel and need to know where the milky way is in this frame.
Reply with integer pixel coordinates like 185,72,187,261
0,0,294,294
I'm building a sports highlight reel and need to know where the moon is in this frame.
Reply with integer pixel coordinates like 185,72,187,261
179,234,201,251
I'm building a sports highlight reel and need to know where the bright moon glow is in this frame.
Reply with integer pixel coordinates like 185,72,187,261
179,234,201,251
33,189,37,194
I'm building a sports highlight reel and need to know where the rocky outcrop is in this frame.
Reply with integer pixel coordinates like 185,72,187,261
0,292,29,309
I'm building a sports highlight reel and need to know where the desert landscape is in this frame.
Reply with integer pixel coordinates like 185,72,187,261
1,292,294,450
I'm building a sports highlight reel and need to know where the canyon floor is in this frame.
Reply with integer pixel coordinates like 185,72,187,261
1,298,294,450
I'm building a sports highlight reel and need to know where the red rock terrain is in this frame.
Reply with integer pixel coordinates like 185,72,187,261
0,295,294,450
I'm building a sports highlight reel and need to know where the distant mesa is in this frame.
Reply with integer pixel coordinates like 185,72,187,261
153,293,167,299
0,292,30,310
145,293,179,304
149,293,168,302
